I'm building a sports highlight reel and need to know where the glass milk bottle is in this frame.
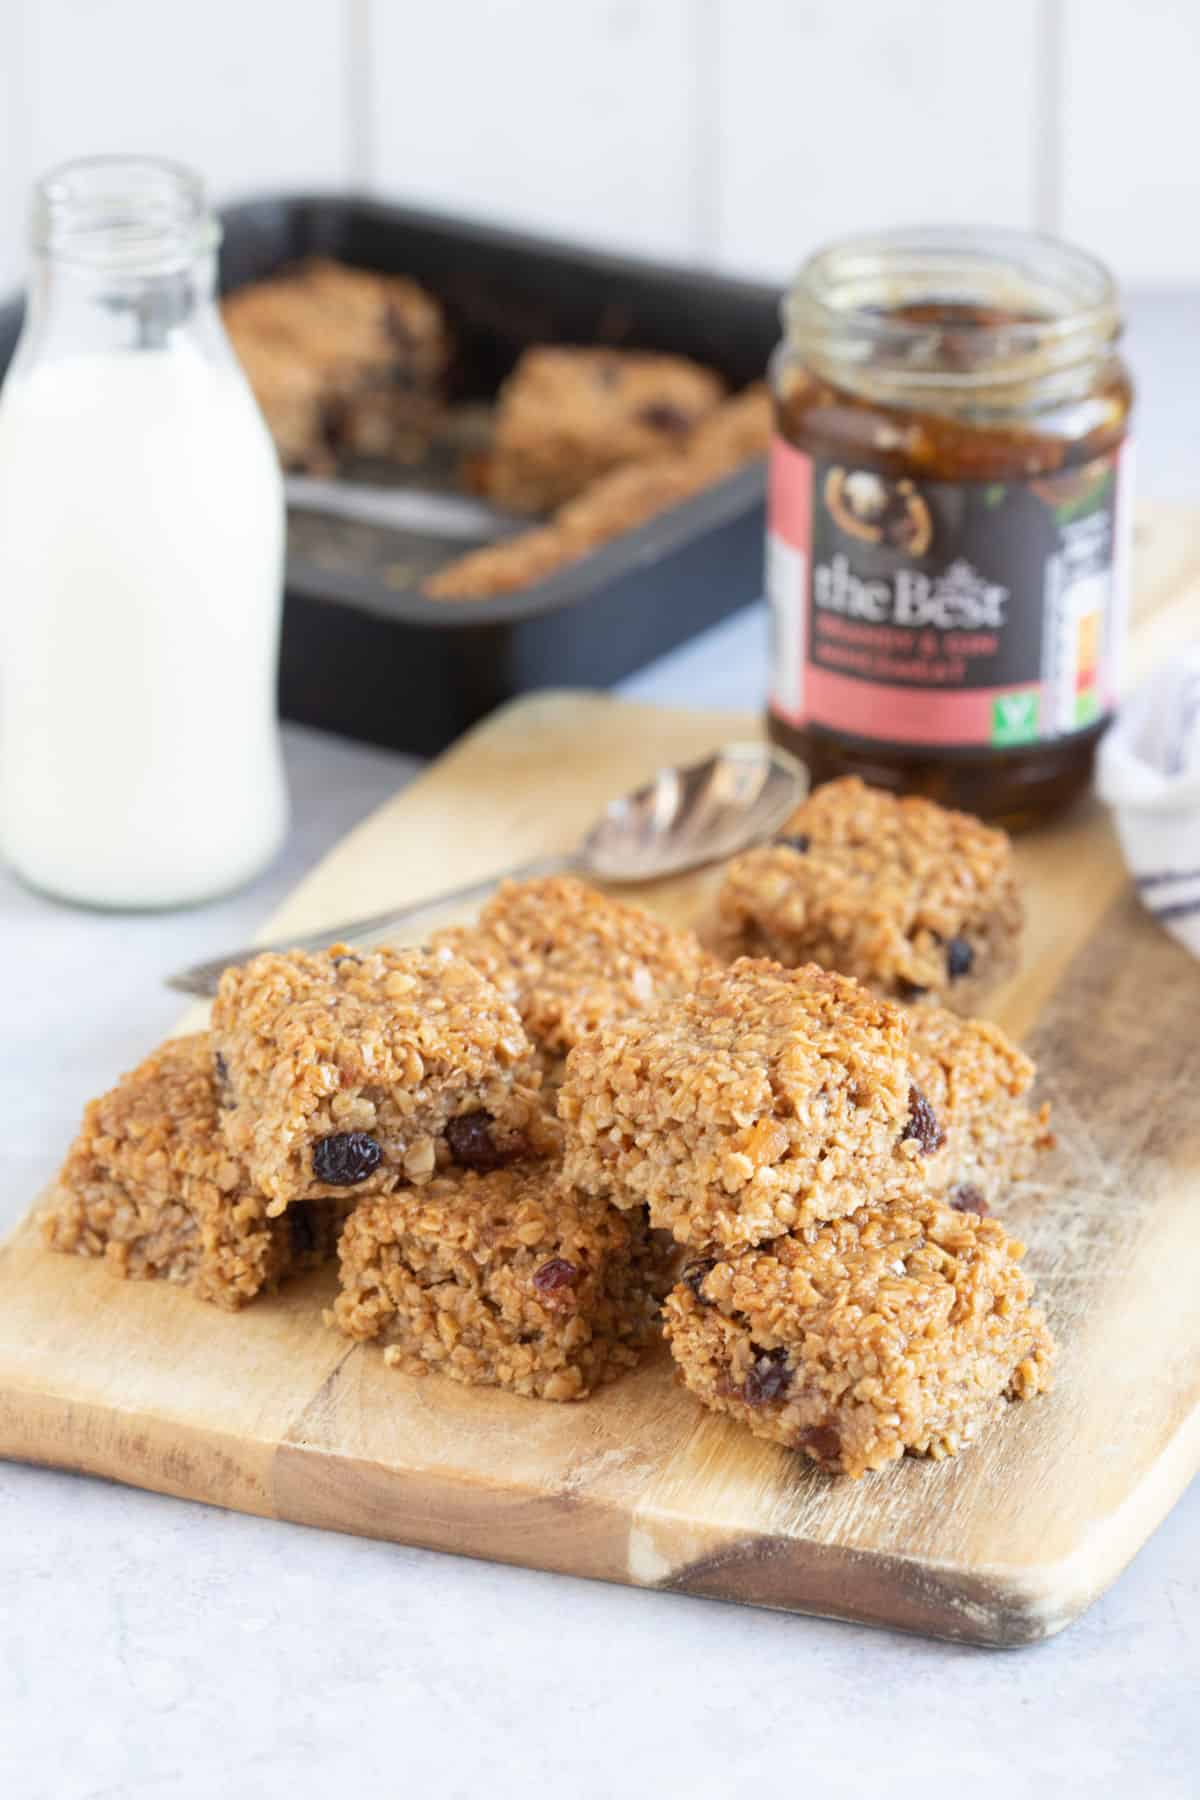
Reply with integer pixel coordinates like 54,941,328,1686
0,156,288,908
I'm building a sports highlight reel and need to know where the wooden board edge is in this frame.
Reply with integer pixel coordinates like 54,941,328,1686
1,1365,1179,1648
270,1397,1200,1648
0,1319,1069,1648
0,1376,279,1520
270,1434,1030,1644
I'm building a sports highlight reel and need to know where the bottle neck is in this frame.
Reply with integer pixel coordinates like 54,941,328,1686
14,155,224,370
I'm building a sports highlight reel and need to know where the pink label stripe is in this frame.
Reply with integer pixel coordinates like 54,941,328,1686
801,668,1041,746
769,437,812,550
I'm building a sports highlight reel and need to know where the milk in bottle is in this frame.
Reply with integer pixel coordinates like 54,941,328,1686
0,156,288,908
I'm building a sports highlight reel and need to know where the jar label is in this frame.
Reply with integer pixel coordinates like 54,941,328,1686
767,437,1131,749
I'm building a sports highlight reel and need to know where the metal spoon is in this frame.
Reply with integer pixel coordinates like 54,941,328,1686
166,740,807,997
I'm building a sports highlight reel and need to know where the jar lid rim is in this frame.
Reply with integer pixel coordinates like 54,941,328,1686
781,226,1121,396
784,225,1122,334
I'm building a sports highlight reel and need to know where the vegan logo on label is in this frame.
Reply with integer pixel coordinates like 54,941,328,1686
991,691,1039,746
824,467,933,555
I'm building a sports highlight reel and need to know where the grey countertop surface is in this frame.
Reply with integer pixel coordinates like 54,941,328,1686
4,293,1200,1800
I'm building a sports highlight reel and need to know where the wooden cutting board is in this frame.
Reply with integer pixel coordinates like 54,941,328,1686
3,504,1200,1649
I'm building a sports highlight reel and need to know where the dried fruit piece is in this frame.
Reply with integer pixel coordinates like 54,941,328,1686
213,1050,234,1108
445,1110,527,1173
312,1131,383,1186
743,1345,791,1406
802,1424,842,1465
951,1183,989,1216
682,1258,716,1301
532,1256,578,1297
774,833,811,853
946,937,974,979
903,1085,944,1154
897,977,930,1001
638,401,691,433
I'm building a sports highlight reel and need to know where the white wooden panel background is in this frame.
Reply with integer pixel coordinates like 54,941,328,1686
1060,0,1200,286
713,0,1044,273
0,0,1195,289
366,0,704,260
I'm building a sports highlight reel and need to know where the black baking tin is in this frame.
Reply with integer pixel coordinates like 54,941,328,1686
0,195,780,754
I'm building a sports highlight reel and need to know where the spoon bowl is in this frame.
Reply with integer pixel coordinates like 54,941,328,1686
580,742,807,882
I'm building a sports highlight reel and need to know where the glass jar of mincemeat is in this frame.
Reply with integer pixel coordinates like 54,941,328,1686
766,227,1133,827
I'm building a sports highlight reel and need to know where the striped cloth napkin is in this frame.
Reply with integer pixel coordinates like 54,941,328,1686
1097,649,1200,953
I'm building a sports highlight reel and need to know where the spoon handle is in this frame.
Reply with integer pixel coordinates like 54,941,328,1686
165,853,571,998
